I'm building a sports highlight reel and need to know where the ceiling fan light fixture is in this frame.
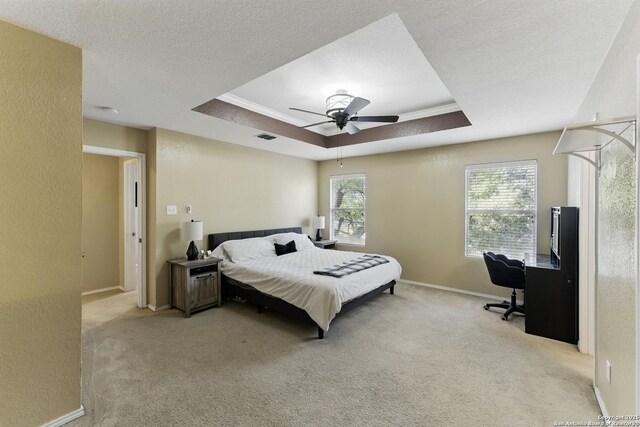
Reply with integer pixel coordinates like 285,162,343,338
290,92,397,134
326,92,354,117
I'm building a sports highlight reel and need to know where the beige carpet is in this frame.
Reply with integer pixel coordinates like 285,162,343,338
71,284,599,426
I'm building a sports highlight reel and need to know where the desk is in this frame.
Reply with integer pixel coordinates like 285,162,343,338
524,209,578,344
525,256,577,344
524,253,556,269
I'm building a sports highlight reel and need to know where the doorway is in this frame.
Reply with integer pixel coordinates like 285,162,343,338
123,159,141,294
83,145,147,308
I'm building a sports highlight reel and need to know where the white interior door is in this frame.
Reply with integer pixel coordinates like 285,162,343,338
124,159,141,294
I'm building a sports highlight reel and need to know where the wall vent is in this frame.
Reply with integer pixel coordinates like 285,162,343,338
255,133,276,140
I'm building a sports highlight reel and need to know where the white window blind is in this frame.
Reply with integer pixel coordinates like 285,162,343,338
330,174,366,245
465,161,537,259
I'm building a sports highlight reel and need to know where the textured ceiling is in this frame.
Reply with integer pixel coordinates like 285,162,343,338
0,0,634,160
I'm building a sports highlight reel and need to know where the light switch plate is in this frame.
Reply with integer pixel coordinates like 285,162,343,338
166,205,177,215
186,205,192,214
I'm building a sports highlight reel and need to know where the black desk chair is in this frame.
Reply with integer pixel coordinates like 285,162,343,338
482,252,525,321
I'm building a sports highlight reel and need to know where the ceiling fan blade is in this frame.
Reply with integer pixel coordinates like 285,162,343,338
350,115,399,123
342,97,370,117
301,120,335,129
289,107,329,118
345,122,360,135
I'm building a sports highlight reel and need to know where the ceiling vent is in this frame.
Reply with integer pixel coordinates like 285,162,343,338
255,133,277,140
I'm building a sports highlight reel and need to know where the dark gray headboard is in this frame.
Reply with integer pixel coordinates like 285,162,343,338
209,227,302,249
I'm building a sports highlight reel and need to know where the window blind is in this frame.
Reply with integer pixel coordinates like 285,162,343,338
465,161,537,259
330,174,366,245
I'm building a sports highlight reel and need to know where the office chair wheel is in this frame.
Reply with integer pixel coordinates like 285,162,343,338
483,304,489,310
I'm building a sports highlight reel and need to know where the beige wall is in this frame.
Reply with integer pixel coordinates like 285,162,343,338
0,20,82,426
569,0,640,415
83,118,148,153
82,153,120,292
148,128,318,307
319,132,567,297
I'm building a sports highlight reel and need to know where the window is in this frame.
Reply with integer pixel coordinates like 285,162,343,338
330,174,366,245
465,160,537,259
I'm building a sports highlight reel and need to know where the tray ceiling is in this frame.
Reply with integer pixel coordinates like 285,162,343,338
0,0,634,160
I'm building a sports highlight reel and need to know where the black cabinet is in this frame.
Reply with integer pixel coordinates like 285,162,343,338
525,207,578,344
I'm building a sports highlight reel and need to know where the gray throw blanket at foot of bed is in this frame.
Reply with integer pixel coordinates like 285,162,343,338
313,254,390,278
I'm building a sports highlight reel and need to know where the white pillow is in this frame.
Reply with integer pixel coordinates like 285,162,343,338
210,244,230,261
222,238,277,262
272,232,316,251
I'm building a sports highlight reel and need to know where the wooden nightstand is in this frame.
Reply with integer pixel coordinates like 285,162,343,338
313,239,337,249
168,257,222,317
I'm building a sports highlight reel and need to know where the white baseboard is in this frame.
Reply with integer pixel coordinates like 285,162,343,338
81,286,120,296
593,386,609,424
397,279,525,305
41,405,84,427
148,304,170,312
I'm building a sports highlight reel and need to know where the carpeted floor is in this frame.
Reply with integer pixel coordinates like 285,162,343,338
71,283,600,426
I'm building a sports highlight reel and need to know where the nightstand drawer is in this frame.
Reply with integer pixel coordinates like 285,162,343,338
191,264,217,276
190,273,218,309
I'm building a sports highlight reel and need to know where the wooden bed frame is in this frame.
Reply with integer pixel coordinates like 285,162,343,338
208,227,395,339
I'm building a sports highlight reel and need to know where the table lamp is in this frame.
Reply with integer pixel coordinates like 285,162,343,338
183,220,203,261
313,215,325,241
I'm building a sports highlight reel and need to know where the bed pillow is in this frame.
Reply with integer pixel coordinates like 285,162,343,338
210,244,230,261
222,238,277,262
273,233,316,251
275,240,297,256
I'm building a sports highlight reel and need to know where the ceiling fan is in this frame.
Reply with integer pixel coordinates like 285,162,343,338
289,91,399,135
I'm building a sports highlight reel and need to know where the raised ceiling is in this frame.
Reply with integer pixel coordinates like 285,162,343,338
193,14,472,149
0,1,634,160
222,14,459,135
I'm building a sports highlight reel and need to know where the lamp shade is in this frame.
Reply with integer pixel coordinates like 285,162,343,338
313,216,325,229
183,220,203,242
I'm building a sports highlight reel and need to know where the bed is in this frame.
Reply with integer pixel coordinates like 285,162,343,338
208,227,401,339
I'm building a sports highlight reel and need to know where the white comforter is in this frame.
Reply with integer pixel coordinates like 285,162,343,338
221,248,402,331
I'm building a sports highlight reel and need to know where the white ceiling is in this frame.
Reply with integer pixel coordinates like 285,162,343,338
0,1,634,161
223,14,458,135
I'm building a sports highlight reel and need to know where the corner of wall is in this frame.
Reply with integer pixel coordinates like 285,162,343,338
147,128,158,307
0,19,82,425
573,0,640,415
